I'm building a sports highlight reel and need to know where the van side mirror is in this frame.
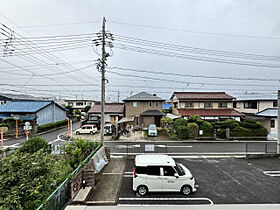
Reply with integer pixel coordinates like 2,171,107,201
174,173,179,178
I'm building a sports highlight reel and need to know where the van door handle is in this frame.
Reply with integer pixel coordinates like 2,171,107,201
168,180,174,183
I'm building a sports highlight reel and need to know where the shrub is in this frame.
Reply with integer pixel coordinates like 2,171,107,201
174,118,187,131
19,136,49,154
212,119,240,129
161,117,174,125
37,119,68,133
242,119,263,129
176,125,189,140
187,123,199,138
187,115,200,123
230,126,267,137
168,132,177,140
217,128,226,138
200,121,214,136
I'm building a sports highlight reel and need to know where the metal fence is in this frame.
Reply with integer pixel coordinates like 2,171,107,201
36,144,102,210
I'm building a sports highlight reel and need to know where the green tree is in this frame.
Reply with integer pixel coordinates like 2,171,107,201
176,125,189,140
161,117,173,126
65,105,73,116
187,123,199,138
74,109,82,116
19,136,49,154
84,105,91,113
174,118,187,131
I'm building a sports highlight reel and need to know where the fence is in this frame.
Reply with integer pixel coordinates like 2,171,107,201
36,144,102,210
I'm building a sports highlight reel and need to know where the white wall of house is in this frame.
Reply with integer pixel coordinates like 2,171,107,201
235,100,276,114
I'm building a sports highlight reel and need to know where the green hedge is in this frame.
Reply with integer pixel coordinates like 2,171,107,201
230,126,267,137
37,119,68,133
176,125,189,140
187,123,199,138
174,118,187,131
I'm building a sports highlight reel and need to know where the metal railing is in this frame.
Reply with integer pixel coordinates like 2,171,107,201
36,144,102,210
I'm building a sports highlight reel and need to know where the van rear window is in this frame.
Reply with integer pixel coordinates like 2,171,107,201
135,166,147,174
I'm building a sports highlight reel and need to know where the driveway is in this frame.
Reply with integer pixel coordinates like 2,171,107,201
118,157,280,205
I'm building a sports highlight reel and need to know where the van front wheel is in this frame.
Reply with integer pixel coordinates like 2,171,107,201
181,185,191,195
137,185,148,196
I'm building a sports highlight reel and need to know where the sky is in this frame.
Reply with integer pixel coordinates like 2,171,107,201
0,0,280,101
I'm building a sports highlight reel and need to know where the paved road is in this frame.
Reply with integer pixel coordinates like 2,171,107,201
3,122,81,147
118,157,280,205
105,140,277,156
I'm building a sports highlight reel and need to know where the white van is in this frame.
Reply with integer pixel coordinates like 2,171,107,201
75,125,97,135
133,155,196,196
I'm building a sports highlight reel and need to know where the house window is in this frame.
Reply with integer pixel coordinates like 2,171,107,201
174,102,178,108
233,101,236,108
271,120,275,128
218,102,227,108
130,102,139,107
186,102,193,108
273,101,278,107
76,102,84,106
136,117,139,125
180,102,185,108
155,102,159,107
244,101,257,109
204,102,213,108
149,101,153,107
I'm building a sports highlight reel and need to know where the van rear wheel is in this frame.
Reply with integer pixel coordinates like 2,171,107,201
181,185,191,195
76,131,80,135
137,185,148,196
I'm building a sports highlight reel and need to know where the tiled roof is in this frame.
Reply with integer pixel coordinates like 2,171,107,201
178,109,244,117
0,101,52,113
88,103,124,114
123,92,165,101
256,108,277,117
172,92,235,100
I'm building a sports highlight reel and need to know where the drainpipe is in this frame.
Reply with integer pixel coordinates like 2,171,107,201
277,90,280,154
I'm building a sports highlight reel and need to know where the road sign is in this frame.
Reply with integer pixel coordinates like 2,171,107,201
24,122,32,130
25,130,30,140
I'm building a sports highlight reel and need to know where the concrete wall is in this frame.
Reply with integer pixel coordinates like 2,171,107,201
235,100,276,114
260,118,278,135
36,103,66,125
125,101,163,117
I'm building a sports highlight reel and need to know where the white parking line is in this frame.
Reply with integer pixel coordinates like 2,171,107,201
263,171,280,176
118,197,213,205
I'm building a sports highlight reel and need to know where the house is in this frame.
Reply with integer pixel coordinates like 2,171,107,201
234,96,278,139
0,100,66,126
88,103,124,125
0,93,39,105
63,99,96,114
122,92,165,127
256,108,277,138
171,92,243,121
234,96,277,114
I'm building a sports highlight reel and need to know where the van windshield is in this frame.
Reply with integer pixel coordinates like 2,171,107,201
174,163,185,176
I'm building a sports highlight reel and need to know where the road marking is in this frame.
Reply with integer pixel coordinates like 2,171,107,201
263,171,280,176
102,172,123,175
118,197,213,205
124,172,134,174
111,152,248,156
116,144,141,149
155,145,193,148
124,175,133,178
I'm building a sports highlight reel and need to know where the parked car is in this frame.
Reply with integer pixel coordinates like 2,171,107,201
148,124,157,137
104,123,115,135
133,155,196,196
82,120,101,130
75,125,97,135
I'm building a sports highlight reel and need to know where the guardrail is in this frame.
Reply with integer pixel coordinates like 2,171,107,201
36,143,102,210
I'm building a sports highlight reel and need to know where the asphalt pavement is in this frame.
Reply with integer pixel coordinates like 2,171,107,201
3,122,81,147
118,157,280,205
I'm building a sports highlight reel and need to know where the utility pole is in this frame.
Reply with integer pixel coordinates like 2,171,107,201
278,90,280,153
117,91,120,103
100,17,106,144
93,17,113,144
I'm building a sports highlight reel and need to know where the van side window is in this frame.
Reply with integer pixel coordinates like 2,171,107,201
135,166,147,174
147,166,160,176
163,166,176,176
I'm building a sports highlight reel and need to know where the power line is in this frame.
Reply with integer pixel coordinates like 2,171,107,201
108,20,280,40
108,66,280,82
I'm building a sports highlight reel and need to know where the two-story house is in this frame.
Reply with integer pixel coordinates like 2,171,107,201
171,92,243,121
234,96,278,138
63,99,96,114
123,92,165,127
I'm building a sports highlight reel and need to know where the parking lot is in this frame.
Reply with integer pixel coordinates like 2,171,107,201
118,157,280,205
